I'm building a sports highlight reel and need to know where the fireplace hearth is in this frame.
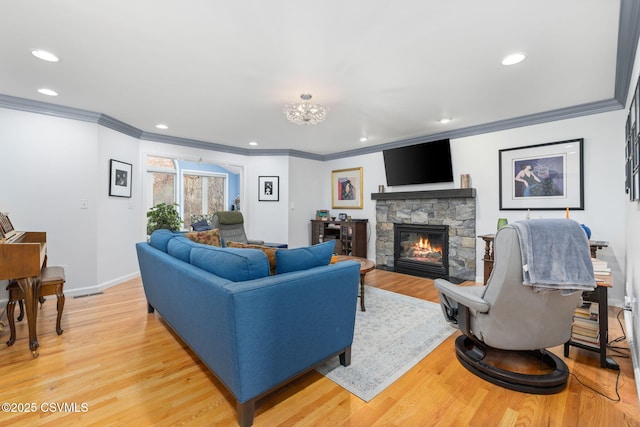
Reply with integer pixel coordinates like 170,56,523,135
394,224,449,279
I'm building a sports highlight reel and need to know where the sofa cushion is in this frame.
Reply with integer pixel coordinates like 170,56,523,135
167,236,198,263
149,229,176,253
190,245,270,281
226,241,277,275
275,240,335,274
185,228,222,247
191,218,212,231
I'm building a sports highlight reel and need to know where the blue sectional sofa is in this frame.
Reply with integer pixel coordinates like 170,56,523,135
136,230,361,427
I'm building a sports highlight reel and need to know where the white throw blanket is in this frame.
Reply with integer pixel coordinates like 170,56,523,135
510,219,596,294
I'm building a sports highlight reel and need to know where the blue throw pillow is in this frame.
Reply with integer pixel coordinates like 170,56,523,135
191,218,212,231
275,240,335,274
190,245,270,281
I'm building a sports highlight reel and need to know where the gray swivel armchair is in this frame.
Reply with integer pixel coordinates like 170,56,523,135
435,219,596,394
211,211,264,245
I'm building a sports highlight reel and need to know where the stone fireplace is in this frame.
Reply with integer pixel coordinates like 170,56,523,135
373,189,476,281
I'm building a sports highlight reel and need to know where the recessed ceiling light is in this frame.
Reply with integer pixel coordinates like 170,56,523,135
360,137,368,143
249,141,258,146
31,49,59,62
439,118,451,124
37,88,58,96
502,53,526,66
155,124,169,130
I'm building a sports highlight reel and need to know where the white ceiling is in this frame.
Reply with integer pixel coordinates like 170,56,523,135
0,0,628,156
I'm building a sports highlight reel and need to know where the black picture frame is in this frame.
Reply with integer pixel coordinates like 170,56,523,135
499,139,584,210
625,73,640,201
258,176,279,201
109,159,132,198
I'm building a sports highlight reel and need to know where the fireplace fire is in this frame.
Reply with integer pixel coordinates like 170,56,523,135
394,224,449,279
403,235,443,263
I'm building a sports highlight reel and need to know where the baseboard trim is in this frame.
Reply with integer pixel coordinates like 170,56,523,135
63,272,140,298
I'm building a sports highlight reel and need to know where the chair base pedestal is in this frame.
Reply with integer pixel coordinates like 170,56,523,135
455,335,569,395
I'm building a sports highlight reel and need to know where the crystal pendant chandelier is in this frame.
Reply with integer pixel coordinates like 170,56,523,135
283,93,327,125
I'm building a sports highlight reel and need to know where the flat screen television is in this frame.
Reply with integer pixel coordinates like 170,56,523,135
383,139,453,186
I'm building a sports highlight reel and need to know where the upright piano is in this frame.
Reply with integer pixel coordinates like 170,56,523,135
0,212,46,357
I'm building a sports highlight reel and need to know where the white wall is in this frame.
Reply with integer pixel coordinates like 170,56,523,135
321,110,627,306
319,153,386,258
96,126,142,289
246,155,290,244
287,157,324,248
624,27,640,394
0,101,630,311
457,112,627,308
0,108,99,296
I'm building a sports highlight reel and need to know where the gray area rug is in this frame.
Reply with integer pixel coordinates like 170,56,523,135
315,286,455,402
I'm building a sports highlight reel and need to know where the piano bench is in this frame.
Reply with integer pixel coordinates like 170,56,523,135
6,266,66,347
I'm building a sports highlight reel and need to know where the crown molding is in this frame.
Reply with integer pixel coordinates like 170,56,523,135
615,0,640,105
0,92,625,162
98,114,143,139
139,131,250,155
0,94,101,123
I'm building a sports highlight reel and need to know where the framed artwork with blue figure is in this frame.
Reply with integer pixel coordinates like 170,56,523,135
499,139,584,210
332,167,363,209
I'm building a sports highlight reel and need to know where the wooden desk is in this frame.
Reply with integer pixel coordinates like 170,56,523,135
564,274,618,370
478,234,609,284
334,255,375,312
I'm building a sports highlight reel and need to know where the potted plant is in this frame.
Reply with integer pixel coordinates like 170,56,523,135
147,203,182,235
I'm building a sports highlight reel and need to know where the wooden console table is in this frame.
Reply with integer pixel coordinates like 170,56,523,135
478,234,608,285
311,220,367,258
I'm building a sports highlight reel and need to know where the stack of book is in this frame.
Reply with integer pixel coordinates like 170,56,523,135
591,258,611,275
570,301,600,348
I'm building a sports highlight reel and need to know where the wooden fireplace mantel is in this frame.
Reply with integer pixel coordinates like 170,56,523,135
371,188,476,201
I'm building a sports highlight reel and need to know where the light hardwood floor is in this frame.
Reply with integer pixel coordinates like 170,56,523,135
1,269,639,426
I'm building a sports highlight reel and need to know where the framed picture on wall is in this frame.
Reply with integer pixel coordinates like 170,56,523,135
331,167,363,209
626,74,640,201
109,159,132,198
315,209,329,220
258,176,279,201
499,139,584,210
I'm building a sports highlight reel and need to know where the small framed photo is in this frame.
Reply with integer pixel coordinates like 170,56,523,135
331,167,363,209
109,159,132,198
316,209,329,221
338,213,347,221
499,139,584,210
258,176,279,201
